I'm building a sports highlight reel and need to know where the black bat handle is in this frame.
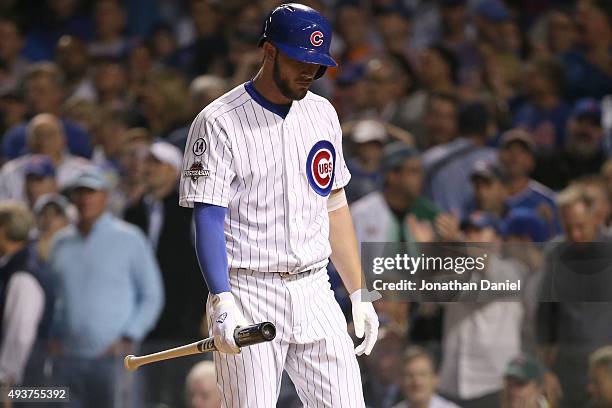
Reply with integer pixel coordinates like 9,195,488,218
196,322,276,353
235,322,277,347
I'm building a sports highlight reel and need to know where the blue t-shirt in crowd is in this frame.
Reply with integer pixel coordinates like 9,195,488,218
506,180,561,236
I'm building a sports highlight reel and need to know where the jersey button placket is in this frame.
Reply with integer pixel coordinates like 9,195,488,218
281,116,300,272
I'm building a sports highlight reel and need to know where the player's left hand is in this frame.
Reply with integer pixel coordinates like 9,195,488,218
350,290,379,356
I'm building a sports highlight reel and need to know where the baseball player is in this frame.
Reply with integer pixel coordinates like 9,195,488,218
179,4,379,407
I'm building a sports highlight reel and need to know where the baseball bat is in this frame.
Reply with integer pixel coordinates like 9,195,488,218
123,321,276,372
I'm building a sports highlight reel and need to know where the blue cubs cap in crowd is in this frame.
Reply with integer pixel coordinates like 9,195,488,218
461,211,505,234
504,208,550,242
572,98,602,125
66,165,111,191
476,0,510,22
259,3,337,74
24,155,55,178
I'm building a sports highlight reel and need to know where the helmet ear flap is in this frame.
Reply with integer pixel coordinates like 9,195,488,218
314,66,327,80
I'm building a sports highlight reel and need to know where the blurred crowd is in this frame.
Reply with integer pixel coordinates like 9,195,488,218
1,0,612,407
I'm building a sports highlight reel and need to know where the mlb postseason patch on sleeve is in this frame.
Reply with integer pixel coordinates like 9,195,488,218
183,161,210,181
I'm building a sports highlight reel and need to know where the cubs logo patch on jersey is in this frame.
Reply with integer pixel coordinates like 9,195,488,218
306,140,336,197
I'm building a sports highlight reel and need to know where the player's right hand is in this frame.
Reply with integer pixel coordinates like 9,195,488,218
211,292,248,354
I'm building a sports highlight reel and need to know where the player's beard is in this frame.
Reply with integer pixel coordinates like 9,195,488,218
273,53,309,101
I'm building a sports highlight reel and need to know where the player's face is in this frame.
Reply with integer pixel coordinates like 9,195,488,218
273,50,320,101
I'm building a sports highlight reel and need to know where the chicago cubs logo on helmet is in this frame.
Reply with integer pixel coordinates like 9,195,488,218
306,140,336,196
310,31,323,47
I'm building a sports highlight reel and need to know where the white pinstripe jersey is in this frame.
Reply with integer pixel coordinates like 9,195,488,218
179,83,351,273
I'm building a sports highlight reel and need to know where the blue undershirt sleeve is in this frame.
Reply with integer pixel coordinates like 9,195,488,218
193,202,231,294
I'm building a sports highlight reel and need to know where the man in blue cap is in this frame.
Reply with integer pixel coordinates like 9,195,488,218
48,165,163,408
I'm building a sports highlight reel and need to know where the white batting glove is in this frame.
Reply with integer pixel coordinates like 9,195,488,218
211,292,248,354
350,290,380,356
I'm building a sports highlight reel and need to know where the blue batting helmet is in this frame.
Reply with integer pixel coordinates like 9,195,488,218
259,3,337,78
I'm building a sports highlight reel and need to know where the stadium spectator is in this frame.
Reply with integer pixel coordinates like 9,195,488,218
32,193,73,263
2,63,93,160
48,165,163,408
589,346,612,408
498,129,561,235
539,9,578,56
362,328,405,408
535,98,607,190
148,23,181,69
180,0,228,78
562,0,612,100
89,0,129,60
576,175,612,229
537,184,612,408
62,98,99,134
124,141,204,405
500,354,548,408
344,119,387,203
351,142,438,244
374,2,413,59
21,0,93,61
503,208,550,354
437,212,526,408
185,360,222,408
439,0,482,85
93,59,128,110
55,35,96,102
423,100,496,215
127,42,155,90
0,202,44,386
335,2,376,67
0,114,90,202
417,45,460,97
0,17,29,94
168,75,229,151
466,160,509,219
23,155,58,208
91,108,130,172
0,89,27,138
362,56,422,136
392,346,460,408
124,141,203,341
512,56,570,149
134,71,189,138
112,128,150,215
